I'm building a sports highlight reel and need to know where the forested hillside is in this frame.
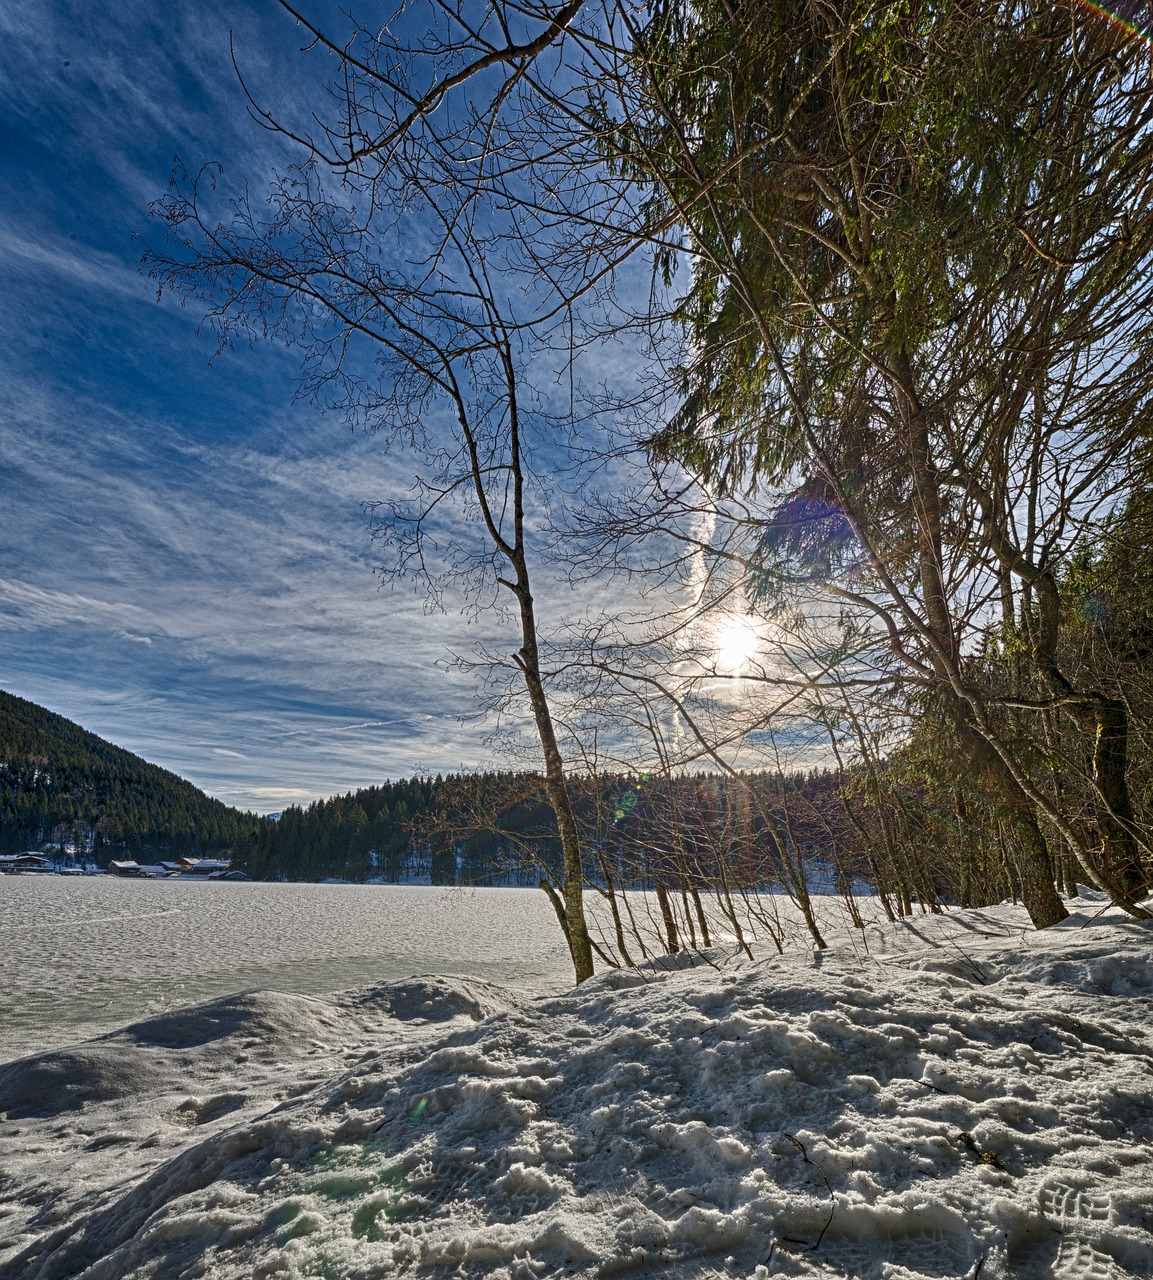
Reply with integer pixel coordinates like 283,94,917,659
0,690,259,857
232,773,539,885
230,765,1004,926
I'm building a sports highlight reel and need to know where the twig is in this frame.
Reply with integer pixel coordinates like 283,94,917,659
784,1132,836,1251
1079,900,1116,927
942,933,989,984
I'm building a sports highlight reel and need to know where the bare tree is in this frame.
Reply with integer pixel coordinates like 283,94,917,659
144,114,599,981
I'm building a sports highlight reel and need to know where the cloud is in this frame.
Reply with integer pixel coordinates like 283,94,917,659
0,372,522,810
277,720,398,738
0,0,677,815
0,219,145,299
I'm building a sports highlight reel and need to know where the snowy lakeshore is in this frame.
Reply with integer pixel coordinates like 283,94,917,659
2,897,1152,1279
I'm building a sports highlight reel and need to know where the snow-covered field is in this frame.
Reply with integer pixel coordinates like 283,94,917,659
0,880,576,1063
2,895,1152,1279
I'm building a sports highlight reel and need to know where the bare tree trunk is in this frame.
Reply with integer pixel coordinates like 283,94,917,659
620,886,651,961
679,877,697,949
596,850,635,968
688,878,711,947
516,639,594,982
952,716,1068,928
1087,698,1147,897
655,882,680,954
1024,573,1147,905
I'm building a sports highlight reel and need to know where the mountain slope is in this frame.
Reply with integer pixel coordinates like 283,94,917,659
0,690,257,857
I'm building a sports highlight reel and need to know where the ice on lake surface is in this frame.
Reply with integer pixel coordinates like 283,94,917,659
0,879,574,1063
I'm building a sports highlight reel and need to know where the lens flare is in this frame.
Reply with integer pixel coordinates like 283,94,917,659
1075,0,1153,43
612,776,648,824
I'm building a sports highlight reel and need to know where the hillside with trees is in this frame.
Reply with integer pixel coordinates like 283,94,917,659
0,690,259,858
233,758,1107,948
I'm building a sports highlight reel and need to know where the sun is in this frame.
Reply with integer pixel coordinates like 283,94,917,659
714,616,759,672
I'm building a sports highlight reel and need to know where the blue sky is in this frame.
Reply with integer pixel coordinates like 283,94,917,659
0,1,553,811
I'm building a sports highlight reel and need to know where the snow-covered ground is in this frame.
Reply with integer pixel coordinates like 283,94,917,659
2,896,1152,1279
0,881,576,1063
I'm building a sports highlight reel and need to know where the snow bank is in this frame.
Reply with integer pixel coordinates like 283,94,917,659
2,902,1153,1279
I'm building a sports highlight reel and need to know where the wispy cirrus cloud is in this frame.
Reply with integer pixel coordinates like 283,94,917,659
0,371,518,809
0,579,158,634
0,0,653,813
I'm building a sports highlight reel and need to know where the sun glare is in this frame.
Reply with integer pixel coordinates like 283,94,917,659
714,616,759,672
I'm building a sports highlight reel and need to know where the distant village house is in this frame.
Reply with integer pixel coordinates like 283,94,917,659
0,852,51,872
104,857,247,879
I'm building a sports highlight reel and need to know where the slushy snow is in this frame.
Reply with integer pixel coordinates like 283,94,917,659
2,898,1153,1279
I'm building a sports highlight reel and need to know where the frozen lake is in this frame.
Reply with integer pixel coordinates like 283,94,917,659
0,878,575,1063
